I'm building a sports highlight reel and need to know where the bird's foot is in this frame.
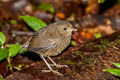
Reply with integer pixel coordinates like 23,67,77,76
50,64,68,68
42,70,63,76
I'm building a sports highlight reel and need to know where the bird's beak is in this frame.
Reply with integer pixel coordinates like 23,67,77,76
72,29,77,31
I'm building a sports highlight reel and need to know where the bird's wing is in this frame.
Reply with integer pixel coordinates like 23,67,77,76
29,38,57,51
28,27,59,52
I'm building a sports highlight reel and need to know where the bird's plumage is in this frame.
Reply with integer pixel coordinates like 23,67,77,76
28,21,72,57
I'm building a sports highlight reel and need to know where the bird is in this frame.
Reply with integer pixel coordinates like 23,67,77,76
28,21,77,75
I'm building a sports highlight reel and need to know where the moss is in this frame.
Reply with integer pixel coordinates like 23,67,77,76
112,41,117,45
94,44,105,53
88,58,98,67
57,57,62,60
83,57,98,67
100,39,109,45
94,39,112,53
65,60,76,65
116,39,120,45
71,70,78,75
117,35,120,38
94,44,102,49
72,51,82,56
100,39,111,47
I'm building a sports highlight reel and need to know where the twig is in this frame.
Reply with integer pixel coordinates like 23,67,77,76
11,31,34,36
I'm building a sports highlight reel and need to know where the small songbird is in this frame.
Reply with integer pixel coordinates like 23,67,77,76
28,21,77,75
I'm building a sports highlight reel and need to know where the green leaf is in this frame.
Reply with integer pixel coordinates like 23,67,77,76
10,19,18,25
94,33,102,39
21,16,46,31
8,44,21,57
38,2,55,13
113,63,120,68
13,64,24,71
0,32,6,45
103,69,120,76
19,48,27,54
98,0,105,3
70,40,76,46
0,75,4,80
117,0,120,4
0,48,9,61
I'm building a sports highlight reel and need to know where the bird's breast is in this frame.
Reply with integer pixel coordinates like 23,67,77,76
46,36,71,56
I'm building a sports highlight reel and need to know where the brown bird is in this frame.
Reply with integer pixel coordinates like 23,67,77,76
28,21,77,75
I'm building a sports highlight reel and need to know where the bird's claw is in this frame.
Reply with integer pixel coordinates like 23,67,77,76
50,64,68,68
42,70,63,76
52,70,63,76
42,70,51,72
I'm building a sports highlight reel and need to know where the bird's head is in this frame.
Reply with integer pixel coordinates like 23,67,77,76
55,21,77,37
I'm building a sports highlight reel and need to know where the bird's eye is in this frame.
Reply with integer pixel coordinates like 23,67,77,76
63,28,67,30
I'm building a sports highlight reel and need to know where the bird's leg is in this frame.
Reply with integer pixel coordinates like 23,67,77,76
48,56,68,68
40,55,63,76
